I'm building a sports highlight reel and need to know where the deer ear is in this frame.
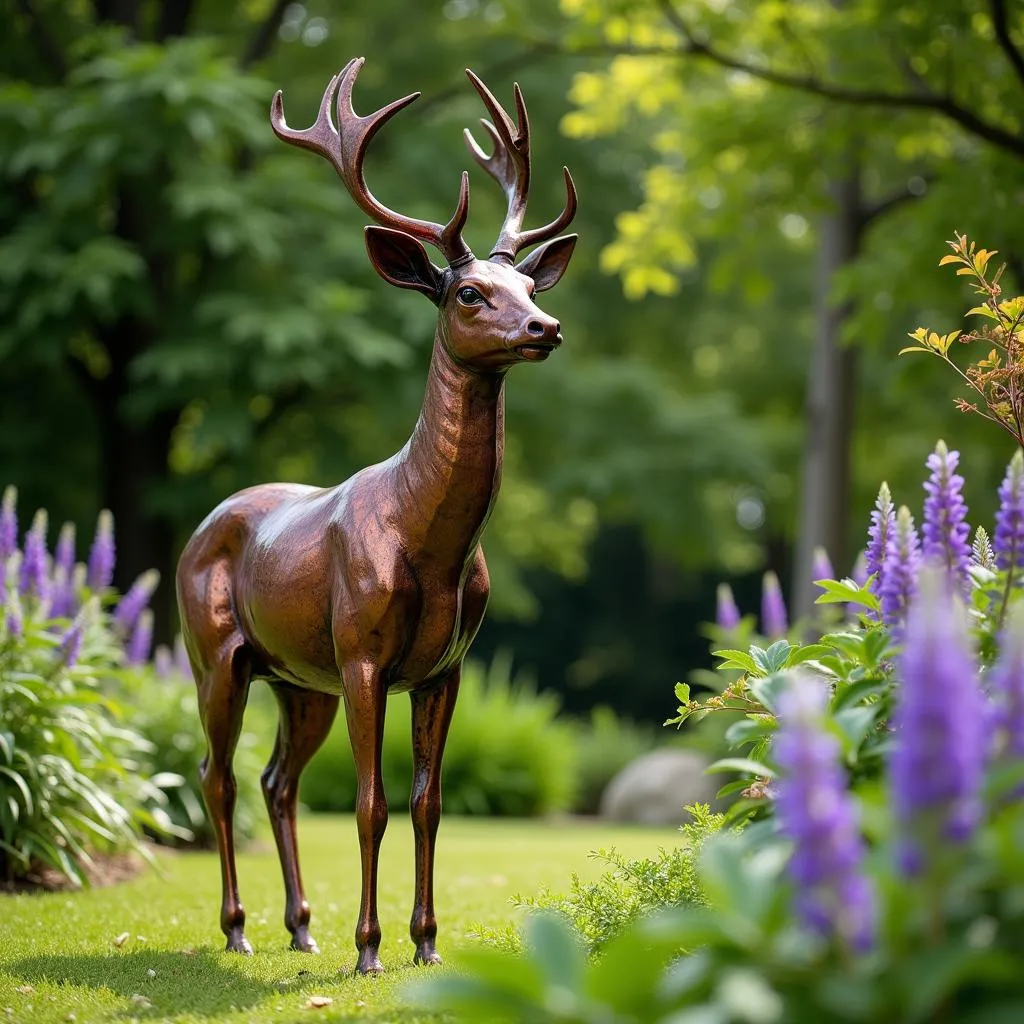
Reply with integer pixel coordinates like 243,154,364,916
515,234,577,292
365,226,444,301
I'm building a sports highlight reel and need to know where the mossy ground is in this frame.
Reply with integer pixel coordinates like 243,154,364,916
0,814,664,1023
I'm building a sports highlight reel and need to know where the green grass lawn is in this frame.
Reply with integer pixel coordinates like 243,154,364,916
0,815,669,1024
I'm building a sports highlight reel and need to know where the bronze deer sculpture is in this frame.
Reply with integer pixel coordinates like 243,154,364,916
176,57,577,974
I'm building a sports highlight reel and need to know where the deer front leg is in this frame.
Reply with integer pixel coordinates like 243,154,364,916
409,667,460,966
341,659,388,975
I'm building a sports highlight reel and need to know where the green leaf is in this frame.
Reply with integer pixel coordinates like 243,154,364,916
784,644,833,667
524,912,585,993
751,640,791,675
674,682,691,704
746,673,787,713
712,649,759,674
706,757,775,779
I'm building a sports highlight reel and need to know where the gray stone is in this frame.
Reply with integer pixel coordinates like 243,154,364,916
599,748,716,825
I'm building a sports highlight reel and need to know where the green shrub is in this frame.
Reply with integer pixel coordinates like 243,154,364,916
569,706,656,814
119,665,275,847
0,598,184,885
481,803,724,954
301,655,577,817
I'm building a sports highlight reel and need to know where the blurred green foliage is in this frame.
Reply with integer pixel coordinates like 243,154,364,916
3,0,1024,725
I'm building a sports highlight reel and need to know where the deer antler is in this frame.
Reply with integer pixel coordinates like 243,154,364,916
464,69,577,265
271,57,472,266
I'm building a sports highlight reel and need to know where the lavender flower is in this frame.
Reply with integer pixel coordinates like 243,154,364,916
54,522,76,576
0,486,17,561
49,565,76,619
879,506,920,630
891,569,986,872
973,526,996,571
5,595,22,639
126,609,154,666
812,546,835,583
761,571,788,638
865,482,894,591
173,633,192,679
61,615,85,668
113,570,160,633
716,583,741,630
153,644,174,678
775,672,874,951
18,509,49,600
921,441,971,590
994,450,1024,573
989,600,1024,760
851,551,869,587
87,510,115,591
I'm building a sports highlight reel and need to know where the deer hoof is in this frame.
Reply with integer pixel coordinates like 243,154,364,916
290,928,320,954
355,948,384,975
225,930,253,955
414,943,442,967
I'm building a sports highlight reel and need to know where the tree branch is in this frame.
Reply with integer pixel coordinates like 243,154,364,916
240,0,290,70
641,0,1024,159
860,174,935,226
14,0,67,79
990,0,1024,91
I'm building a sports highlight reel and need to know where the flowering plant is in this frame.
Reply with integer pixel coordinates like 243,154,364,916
0,488,189,884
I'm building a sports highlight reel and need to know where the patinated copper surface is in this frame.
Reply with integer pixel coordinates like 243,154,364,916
176,58,577,974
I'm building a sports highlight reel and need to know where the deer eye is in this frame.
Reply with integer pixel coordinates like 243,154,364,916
456,286,484,305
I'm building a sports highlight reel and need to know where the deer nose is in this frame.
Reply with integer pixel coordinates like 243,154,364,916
526,317,562,343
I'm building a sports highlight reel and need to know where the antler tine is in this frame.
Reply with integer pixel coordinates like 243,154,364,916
271,58,472,265
464,70,575,263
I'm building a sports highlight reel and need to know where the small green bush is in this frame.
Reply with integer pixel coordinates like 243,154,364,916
0,598,183,885
301,655,577,817
120,665,275,847
481,803,724,954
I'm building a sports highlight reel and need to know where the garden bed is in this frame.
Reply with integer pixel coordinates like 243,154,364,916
0,814,662,1024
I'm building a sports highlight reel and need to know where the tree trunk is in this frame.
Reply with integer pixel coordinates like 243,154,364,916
94,362,179,643
791,169,862,621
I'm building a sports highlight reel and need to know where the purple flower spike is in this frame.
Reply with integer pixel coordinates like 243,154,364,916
866,482,894,593
716,583,741,630
173,634,192,679
851,551,869,586
994,450,1024,574
776,672,874,951
113,570,160,633
49,565,75,619
761,571,788,638
126,609,154,666
54,522,76,577
922,441,971,591
879,506,920,631
812,547,835,583
891,568,986,871
0,486,17,561
5,594,23,639
153,644,174,678
990,601,1024,760
87,510,115,591
19,509,49,601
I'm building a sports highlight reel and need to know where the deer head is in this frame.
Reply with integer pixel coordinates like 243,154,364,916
271,59,577,373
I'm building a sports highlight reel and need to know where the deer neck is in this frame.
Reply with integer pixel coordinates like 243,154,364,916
394,335,505,573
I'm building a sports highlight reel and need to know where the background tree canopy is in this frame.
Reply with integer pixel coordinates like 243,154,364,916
2,0,1022,722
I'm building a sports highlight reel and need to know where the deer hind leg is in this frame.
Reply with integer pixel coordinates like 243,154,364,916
196,640,253,954
263,681,340,954
340,659,388,975
409,667,460,966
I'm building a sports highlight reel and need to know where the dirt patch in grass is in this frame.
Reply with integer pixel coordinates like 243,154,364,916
1,850,144,894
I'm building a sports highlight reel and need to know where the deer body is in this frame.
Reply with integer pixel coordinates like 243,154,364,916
177,58,576,974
